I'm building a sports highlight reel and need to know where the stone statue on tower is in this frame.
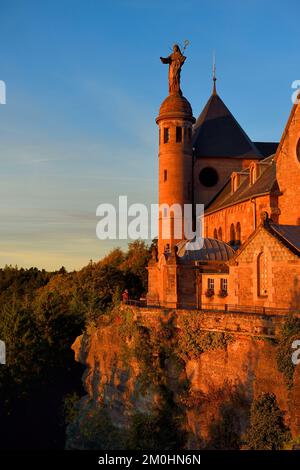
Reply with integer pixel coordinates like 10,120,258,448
160,44,186,95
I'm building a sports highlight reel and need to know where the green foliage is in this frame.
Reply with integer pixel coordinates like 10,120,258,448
0,266,87,447
0,266,52,304
180,382,249,450
74,242,151,320
114,311,187,450
118,311,180,393
283,434,300,450
66,403,125,450
117,306,139,341
126,389,186,450
134,325,165,392
208,385,250,450
120,240,152,296
276,314,300,389
63,392,81,425
117,309,236,449
0,242,151,449
244,393,291,450
0,301,38,411
209,405,241,450
126,413,162,450
177,315,233,359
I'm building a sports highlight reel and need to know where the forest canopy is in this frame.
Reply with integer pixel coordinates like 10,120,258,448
0,240,151,449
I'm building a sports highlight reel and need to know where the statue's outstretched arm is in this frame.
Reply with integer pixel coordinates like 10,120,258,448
160,56,171,64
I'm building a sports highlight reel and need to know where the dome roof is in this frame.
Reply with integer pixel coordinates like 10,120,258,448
156,93,195,123
176,237,235,262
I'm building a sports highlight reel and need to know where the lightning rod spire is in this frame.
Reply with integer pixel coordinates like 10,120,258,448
212,51,217,95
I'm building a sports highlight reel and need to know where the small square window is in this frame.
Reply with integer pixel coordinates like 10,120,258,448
208,278,214,290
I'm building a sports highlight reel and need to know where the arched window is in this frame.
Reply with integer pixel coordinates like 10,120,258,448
230,223,235,245
297,138,300,163
231,174,238,192
218,227,222,241
236,222,241,244
213,228,218,239
250,166,255,185
257,252,268,297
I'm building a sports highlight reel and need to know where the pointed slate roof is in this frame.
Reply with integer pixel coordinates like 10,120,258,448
254,141,279,158
232,217,300,262
205,156,278,214
268,223,300,255
192,91,263,159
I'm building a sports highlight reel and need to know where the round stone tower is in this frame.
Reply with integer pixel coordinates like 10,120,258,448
156,93,195,256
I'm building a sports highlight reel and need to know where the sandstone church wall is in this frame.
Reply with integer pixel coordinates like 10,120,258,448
230,227,300,309
276,102,300,225
204,194,272,245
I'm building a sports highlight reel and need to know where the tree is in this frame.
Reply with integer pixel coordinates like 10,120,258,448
276,314,300,388
244,393,291,450
120,240,151,296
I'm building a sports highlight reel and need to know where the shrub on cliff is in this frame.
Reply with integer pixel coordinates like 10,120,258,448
180,382,249,450
276,314,300,389
177,315,233,359
208,404,241,450
115,310,188,450
126,388,187,450
244,393,291,450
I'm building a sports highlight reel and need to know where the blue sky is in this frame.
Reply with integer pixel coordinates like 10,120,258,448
0,0,299,270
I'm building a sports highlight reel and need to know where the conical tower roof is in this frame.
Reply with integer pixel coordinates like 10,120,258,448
192,91,262,159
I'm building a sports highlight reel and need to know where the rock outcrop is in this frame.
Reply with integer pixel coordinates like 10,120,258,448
66,306,300,449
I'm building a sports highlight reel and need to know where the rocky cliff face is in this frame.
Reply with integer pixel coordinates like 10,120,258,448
66,306,300,449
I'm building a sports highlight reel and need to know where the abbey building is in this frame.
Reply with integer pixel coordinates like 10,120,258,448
147,47,300,312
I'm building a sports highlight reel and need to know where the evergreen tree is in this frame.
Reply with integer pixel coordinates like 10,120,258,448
244,393,291,450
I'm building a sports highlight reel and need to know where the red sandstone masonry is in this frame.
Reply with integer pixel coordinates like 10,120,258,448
137,307,287,338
